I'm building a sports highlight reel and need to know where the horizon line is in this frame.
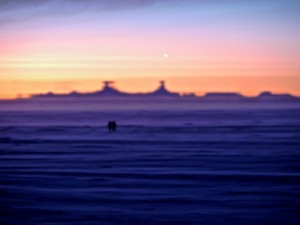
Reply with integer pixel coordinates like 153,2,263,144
8,80,300,100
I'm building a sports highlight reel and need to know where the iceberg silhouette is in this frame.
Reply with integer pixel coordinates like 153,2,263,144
29,80,299,102
31,80,180,98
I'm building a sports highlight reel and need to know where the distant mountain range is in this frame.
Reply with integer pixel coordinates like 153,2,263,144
30,80,299,101
31,81,181,98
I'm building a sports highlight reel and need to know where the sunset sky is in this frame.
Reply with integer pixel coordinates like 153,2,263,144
0,0,299,99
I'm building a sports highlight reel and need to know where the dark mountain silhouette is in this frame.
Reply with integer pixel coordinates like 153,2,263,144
147,81,179,97
86,81,126,97
203,92,243,100
29,80,299,102
257,91,295,101
31,80,180,98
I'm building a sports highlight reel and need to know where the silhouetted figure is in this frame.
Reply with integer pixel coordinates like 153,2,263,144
111,120,117,131
107,120,117,132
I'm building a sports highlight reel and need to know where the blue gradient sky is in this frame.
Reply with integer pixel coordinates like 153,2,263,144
0,0,299,98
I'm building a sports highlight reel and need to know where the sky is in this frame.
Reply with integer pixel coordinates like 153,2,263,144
0,0,300,99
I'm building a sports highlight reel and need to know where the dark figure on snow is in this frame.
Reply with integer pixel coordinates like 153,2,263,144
107,120,117,131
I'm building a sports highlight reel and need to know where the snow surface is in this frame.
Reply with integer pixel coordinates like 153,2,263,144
0,100,300,224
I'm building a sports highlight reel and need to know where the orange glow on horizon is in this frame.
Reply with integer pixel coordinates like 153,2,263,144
1,76,299,100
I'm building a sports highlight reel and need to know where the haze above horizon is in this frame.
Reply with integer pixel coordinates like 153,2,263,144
0,0,299,99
